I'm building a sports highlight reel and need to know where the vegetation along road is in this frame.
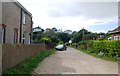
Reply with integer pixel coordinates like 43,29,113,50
33,47,118,74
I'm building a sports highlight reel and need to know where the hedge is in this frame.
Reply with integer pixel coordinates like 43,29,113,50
86,40,120,59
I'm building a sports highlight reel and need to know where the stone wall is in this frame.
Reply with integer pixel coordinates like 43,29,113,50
2,44,46,71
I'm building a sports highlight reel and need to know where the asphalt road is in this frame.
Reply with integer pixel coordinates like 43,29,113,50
33,47,118,74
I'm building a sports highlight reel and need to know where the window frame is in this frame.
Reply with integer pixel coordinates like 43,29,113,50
114,35,120,40
14,28,18,44
23,12,26,25
1,24,6,44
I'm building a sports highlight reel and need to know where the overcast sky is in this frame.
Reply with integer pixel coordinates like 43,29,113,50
16,0,119,33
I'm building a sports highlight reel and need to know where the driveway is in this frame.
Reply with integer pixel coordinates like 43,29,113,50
33,47,118,74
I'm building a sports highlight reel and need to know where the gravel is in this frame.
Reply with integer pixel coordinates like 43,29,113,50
33,47,118,74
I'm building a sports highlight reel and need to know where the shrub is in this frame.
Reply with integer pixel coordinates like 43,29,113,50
86,40,120,59
58,41,64,44
65,42,70,46
40,37,51,44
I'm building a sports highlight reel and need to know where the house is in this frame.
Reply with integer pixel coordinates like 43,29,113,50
108,26,120,40
64,30,72,34
0,1,33,44
33,26,44,33
57,29,63,33
44,28,52,33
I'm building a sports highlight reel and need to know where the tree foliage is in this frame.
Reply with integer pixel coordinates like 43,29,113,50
33,27,110,44
40,37,51,44
58,33,71,43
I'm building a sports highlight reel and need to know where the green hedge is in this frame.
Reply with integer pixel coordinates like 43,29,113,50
87,40,120,59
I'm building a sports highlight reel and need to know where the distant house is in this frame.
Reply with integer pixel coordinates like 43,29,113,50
108,26,120,40
44,28,52,33
64,30,72,34
56,29,63,33
33,26,44,33
0,1,33,44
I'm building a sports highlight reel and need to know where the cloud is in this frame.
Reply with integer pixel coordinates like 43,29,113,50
48,2,118,19
16,0,118,33
86,20,118,33
46,1,118,32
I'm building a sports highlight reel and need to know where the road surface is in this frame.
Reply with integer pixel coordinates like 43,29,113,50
33,47,118,74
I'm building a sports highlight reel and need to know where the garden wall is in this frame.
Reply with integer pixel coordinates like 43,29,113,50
2,44,46,71
0,44,2,75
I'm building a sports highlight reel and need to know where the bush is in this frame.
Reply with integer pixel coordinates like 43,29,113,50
87,40,120,59
40,37,51,45
65,42,70,46
78,41,88,50
58,41,64,44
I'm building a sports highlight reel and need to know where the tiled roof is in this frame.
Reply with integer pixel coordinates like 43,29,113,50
109,26,120,34
112,26,120,32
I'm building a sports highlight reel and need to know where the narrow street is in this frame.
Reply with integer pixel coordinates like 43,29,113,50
33,47,118,74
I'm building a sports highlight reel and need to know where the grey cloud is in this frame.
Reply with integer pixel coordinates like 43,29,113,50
48,10,62,17
48,2,118,19
94,21,104,24
48,2,82,17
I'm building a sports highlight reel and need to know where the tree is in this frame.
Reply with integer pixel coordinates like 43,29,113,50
40,37,51,44
43,28,59,43
58,32,71,43
33,27,44,42
72,33,82,43
72,29,98,43
52,27,57,32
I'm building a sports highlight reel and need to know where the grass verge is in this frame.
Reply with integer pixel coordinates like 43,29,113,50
77,48,116,62
2,49,56,75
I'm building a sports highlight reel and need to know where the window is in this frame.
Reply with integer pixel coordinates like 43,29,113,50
28,34,30,44
114,36,120,40
118,36,120,40
22,33,25,44
2,24,6,43
23,13,26,24
23,13,27,33
14,28,18,43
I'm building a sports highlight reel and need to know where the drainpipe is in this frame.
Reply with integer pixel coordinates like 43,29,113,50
30,17,33,44
19,8,23,43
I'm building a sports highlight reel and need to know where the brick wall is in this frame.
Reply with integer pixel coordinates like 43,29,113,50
2,2,32,44
2,44,46,71
2,2,21,44
0,44,2,75
0,1,2,44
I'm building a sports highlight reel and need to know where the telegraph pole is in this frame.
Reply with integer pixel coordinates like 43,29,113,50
82,27,84,41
